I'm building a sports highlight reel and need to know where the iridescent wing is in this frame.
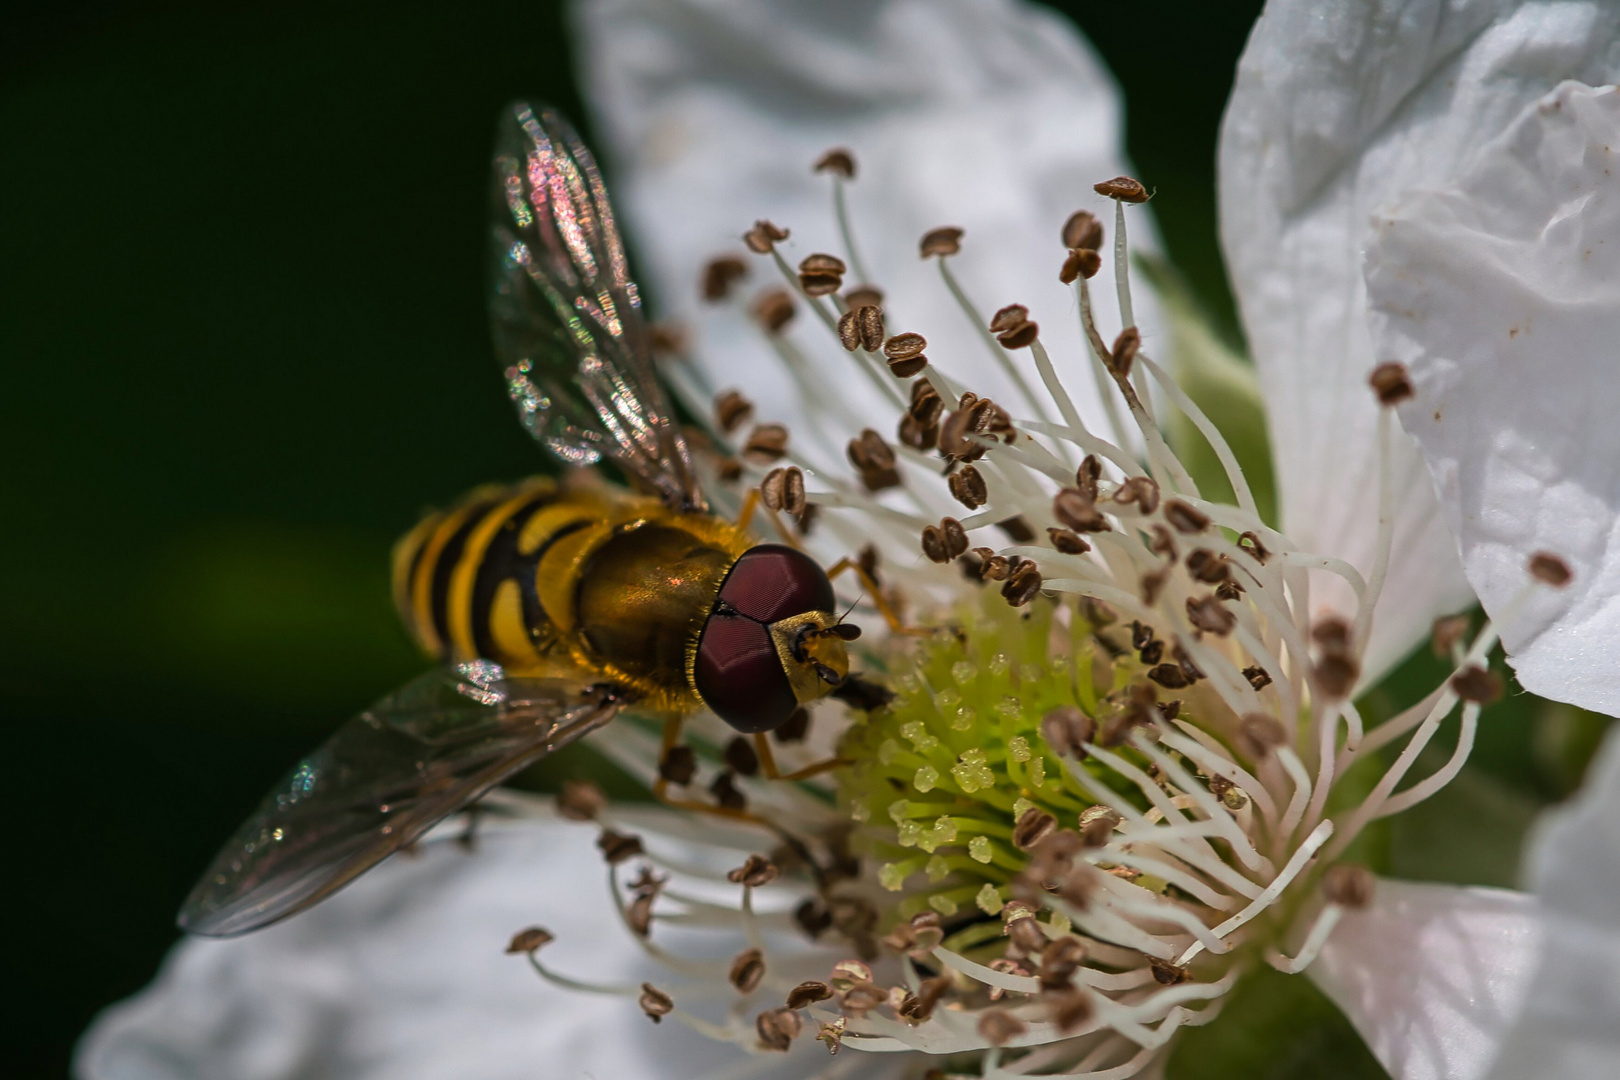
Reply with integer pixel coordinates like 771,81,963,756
179,662,621,937
491,102,706,513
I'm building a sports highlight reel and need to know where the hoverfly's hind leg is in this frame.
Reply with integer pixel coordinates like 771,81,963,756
752,732,849,783
825,557,929,636
652,714,774,825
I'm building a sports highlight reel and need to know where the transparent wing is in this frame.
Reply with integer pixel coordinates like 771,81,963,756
179,661,620,937
491,101,705,512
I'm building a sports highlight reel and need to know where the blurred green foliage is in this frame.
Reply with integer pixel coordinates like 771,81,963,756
5,2,1607,1078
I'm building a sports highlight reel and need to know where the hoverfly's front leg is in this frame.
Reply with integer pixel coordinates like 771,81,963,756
825,557,930,636
751,732,850,783
733,487,804,550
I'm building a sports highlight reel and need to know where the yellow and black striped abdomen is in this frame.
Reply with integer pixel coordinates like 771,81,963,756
391,477,602,672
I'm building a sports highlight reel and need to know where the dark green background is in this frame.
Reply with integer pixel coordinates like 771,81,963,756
7,3,1594,1077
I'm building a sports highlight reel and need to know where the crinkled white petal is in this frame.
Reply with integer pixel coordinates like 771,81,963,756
1366,81,1620,717
572,0,1154,471
1310,879,1542,1080
1486,727,1620,1078
75,813,881,1080
1219,0,1620,682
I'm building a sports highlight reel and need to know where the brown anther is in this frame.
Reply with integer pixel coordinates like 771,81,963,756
1430,614,1471,658
658,744,696,785
1013,806,1059,851
845,284,884,309
1006,908,1049,953
710,770,747,811
1078,805,1120,849
794,898,833,938
816,1017,847,1055
760,466,807,517
989,303,1040,349
1139,566,1170,606
856,305,886,351
1315,654,1360,699
947,464,988,509
1038,936,1086,990
936,407,987,461
638,983,674,1022
1243,665,1273,691
743,423,789,463
798,253,846,296
888,355,927,378
1147,663,1191,689
729,947,766,994
1062,209,1105,251
1216,579,1245,601
839,982,885,1016
755,1006,802,1051
1452,665,1504,704
1163,499,1210,534
897,975,952,1024
883,332,927,361
1322,863,1377,909
1529,551,1573,587
727,854,779,888
556,779,605,821
1053,488,1111,533
505,926,554,954
597,829,644,864
1113,475,1160,515
1149,960,1188,985
1048,988,1095,1033
1368,361,1415,405
899,410,939,450
1040,707,1095,759
718,457,743,482
1237,713,1288,759
1157,699,1181,721
836,307,860,351
813,147,856,178
1109,327,1141,377
979,553,1012,581
997,514,1035,541
786,981,833,1010
1048,527,1090,555
1237,530,1270,563
714,389,754,434
626,888,657,938
775,706,811,744
752,288,796,333
942,517,969,558
702,255,749,302
1094,176,1150,203
742,220,790,253
844,428,901,492
908,379,943,424
1312,618,1353,653
919,226,964,258
1059,248,1103,284
1186,594,1236,636
989,304,1029,333
648,322,688,356
829,959,874,991
1000,899,1037,925
1076,454,1102,501
1183,549,1227,585
1002,560,1043,607
977,1009,1028,1047
1130,619,1155,652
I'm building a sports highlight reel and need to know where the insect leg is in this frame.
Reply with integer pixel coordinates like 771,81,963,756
752,732,849,782
825,557,928,635
652,713,774,825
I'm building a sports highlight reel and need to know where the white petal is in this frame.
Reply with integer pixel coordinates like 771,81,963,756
573,0,1154,473
1310,879,1543,1080
1486,728,1620,1078
1365,81,1620,716
1219,0,1620,680
75,813,875,1079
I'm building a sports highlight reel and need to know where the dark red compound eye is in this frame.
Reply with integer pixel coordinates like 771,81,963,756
693,545,836,733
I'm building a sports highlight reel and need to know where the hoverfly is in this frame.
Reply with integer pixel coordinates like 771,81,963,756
178,102,872,938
